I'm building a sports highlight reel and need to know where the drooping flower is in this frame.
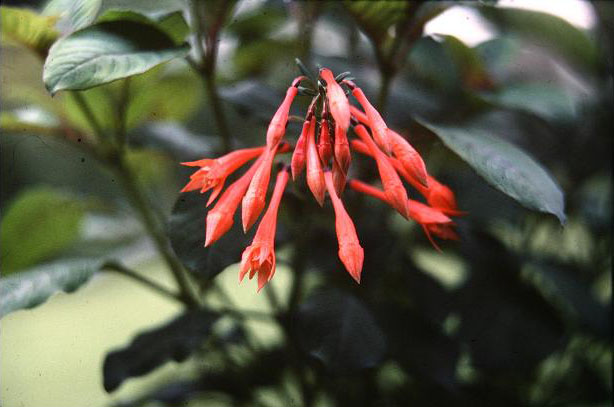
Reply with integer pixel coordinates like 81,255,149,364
239,168,289,291
242,144,279,232
320,68,350,131
345,80,392,155
317,114,333,165
348,179,457,250
305,115,326,206
325,171,364,283
266,76,305,148
180,65,463,290
353,124,410,218
181,146,265,205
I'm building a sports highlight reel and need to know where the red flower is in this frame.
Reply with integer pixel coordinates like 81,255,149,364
181,146,264,205
387,129,428,188
266,76,304,148
345,80,392,155
318,114,333,165
320,68,350,131
242,144,279,232
353,124,410,218
239,168,289,291
291,120,309,180
325,171,364,283
305,116,326,206
348,179,457,250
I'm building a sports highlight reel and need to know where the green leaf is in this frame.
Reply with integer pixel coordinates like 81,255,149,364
1,188,89,273
0,258,100,318
0,106,60,134
343,0,412,46
0,6,59,57
476,6,598,73
480,82,582,123
96,9,189,45
103,310,219,392
43,0,102,32
169,191,254,281
43,20,189,94
418,118,566,223
297,289,386,371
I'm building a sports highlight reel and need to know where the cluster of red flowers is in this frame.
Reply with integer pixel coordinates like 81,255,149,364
181,68,464,291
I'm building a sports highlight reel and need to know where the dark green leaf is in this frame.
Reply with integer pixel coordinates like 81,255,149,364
0,6,59,57
476,6,598,73
1,188,88,273
43,20,189,94
297,289,386,371
96,9,189,45
343,0,411,46
0,258,100,318
418,118,566,223
103,310,219,392
169,191,254,281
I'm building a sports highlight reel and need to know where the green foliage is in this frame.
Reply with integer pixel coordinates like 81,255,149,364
103,310,219,392
1,188,89,273
0,258,100,318
169,191,255,281
297,289,386,371
124,148,172,186
419,118,566,224
43,20,189,94
0,6,59,57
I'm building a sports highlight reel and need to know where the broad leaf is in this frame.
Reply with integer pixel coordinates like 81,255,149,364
96,9,190,45
43,0,102,32
1,188,88,273
476,6,598,73
0,258,100,318
0,6,59,57
297,289,386,371
419,118,566,223
169,191,254,281
103,310,219,392
343,1,412,46
43,20,189,94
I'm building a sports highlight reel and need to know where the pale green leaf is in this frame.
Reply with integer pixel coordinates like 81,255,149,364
0,259,100,318
1,188,88,273
0,6,59,57
43,20,189,94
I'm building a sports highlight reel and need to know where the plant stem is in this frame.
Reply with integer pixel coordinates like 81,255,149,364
376,70,392,114
70,92,108,146
113,158,200,308
115,78,131,150
203,69,232,153
102,261,182,303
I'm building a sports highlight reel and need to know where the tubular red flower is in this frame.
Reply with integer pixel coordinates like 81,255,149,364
348,179,456,251
350,105,369,126
265,77,304,148
180,146,265,203
332,157,346,196
318,115,333,165
350,139,464,217
325,172,364,283
291,120,309,180
334,122,351,174
387,129,428,187
353,124,410,219
242,144,279,232
320,68,350,131
239,168,289,291
306,116,326,206
346,81,392,155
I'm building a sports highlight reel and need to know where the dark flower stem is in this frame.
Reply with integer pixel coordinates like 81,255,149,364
102,261,182,303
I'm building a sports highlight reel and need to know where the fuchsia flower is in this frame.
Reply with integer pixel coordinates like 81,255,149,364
181,69,464,290
240,168,289,291
325,172,364,283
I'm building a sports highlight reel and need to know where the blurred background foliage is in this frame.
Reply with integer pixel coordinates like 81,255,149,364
1,1,612,406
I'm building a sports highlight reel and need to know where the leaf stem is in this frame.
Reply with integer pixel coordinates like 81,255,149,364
70,92,108,146
102,261,182,303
